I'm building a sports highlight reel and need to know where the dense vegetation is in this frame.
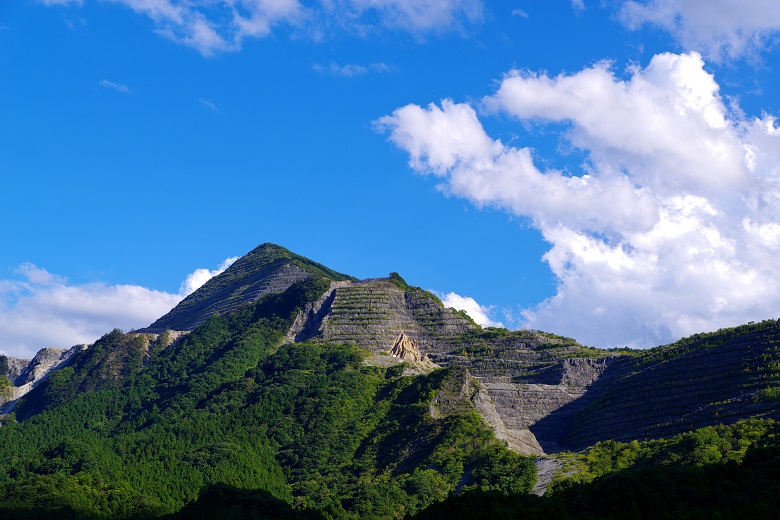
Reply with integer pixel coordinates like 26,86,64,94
411,449,780,519
412,419,780,520
14,330,158,420
0,277,535,519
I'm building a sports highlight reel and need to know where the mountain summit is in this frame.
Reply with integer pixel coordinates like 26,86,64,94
141,243,354,333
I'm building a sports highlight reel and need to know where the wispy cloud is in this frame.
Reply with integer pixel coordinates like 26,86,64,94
42,0,485,56
312,61,392,77
40,0,83,5
99,79,132,94
198,98,220,112
379,51,780,348
0,257,237,359
619,0,780,60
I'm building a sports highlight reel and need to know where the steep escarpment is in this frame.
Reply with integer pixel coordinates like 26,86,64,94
274,274,607,454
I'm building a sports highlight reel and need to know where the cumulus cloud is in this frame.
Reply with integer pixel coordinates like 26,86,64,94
619,0,780,59
45,0,483,56
439,291,504,328
379,51,780,348
0,258,237,359
178,256,238,296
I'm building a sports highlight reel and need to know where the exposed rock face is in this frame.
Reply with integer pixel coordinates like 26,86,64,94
472,382,544,455
14,346,83,386
561,325,780,449
145,262,311,333
533,457,564,496
0,345,86,414
284,280,351,344
0,355,29,381
274,276,622,453
389,332,427,362
477,358,613,452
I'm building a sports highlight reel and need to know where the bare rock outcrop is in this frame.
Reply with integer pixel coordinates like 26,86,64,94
389,332,428,362
0,345,86,414
1,355,29,381
284,281,352,343
472,383,544,455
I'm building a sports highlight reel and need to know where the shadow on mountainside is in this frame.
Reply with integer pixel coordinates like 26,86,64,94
529,357,632,452
165,484,325,520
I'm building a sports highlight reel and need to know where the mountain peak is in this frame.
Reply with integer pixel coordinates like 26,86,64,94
141,243,354,333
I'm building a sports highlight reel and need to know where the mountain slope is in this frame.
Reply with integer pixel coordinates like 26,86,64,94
557,320,780,449
141,243,355,333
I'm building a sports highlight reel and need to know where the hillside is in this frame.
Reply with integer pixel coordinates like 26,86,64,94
2,242,780,518
559,321,780,449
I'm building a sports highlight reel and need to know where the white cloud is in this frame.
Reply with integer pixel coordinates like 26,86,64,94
0,258,238,359
45,0,483,56
99,79,132,93
178,256,238,296
380,52,780,348
619,0,780,60
439,291,504,328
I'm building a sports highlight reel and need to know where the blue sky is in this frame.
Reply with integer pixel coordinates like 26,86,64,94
2,1,780,358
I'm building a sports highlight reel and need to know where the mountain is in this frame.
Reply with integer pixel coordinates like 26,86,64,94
1,242,780,518
141,243,355,333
